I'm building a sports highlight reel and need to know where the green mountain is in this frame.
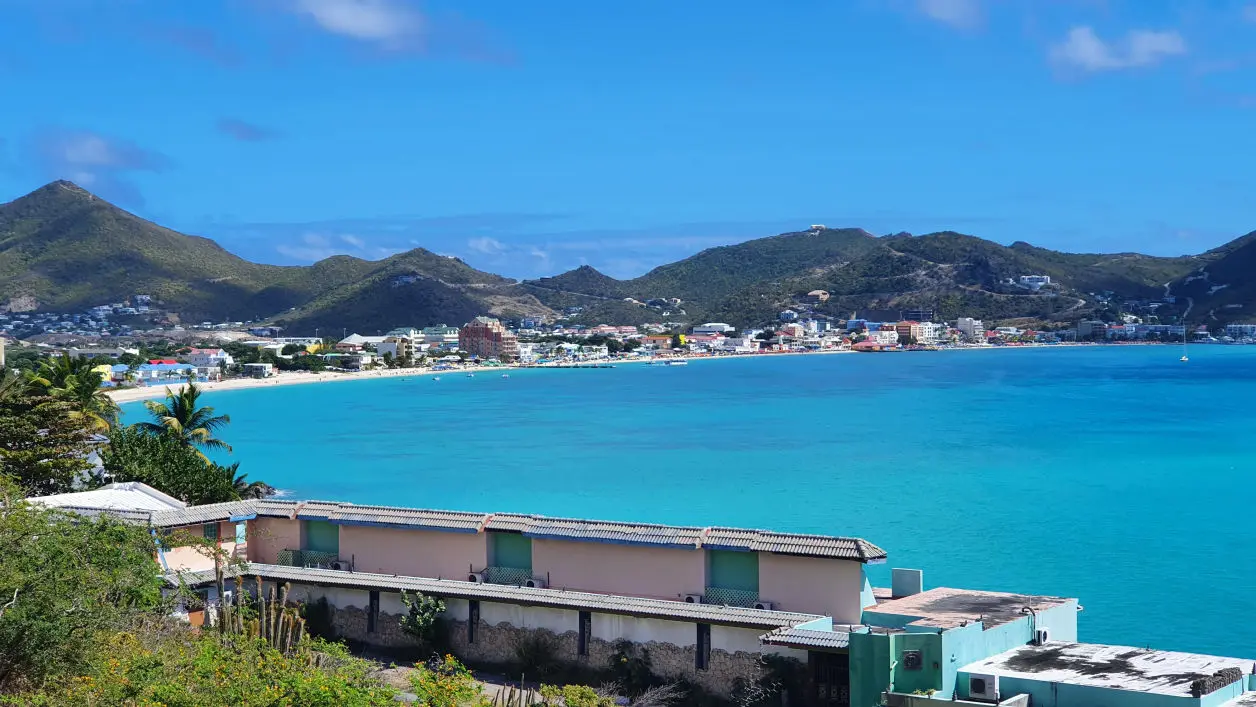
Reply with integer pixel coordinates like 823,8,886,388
0,181,551,331
523,227,1213,326
1165,231,1256,324
3,181,1250,331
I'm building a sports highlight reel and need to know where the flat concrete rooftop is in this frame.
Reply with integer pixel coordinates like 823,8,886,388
868,587,1074,630
963,642,1256,697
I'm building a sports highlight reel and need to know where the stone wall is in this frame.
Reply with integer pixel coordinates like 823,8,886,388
329,605,787,698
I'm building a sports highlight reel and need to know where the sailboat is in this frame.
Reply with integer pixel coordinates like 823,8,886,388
1181,334,1189,362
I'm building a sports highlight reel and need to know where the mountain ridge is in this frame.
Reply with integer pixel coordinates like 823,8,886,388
2,181,1253,331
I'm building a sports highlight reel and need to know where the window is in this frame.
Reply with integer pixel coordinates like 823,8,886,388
578,611,592,657
203,523,219,541
696,623,711,670
468,600,480,644
367,591,379,634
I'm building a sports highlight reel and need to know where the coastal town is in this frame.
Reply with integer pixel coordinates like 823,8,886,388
1,287,1252,395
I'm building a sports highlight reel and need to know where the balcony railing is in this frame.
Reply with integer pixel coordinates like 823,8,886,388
704,586,759,608
482,566,534,586
276,549,340,568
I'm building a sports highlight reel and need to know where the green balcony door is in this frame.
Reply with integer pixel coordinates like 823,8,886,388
302,520,340,555
706,550,759,592
489,532,532,571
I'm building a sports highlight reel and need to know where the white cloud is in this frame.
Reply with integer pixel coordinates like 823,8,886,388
917,0,982,30
29,128,170,205
467,236,506,255
290,0,424,48
339,234,366,248
1049,26,1186,72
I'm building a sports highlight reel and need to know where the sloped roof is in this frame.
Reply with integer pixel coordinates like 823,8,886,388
760,626,852,650
29,481,185,513
73,497,885,563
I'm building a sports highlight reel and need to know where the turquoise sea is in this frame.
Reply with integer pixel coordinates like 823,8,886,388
122,346,1256,657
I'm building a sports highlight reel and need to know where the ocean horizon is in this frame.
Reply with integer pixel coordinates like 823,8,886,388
122,345,1256,658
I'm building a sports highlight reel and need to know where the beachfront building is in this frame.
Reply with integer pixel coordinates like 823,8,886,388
1077,320,1107,340
183,347,234,367
957,317,984,339
459,317,519,362
692,323,735,335
241,362,274,378
422,325,461,350
30,485,1256,706
376,336,413,361
68,346,138,360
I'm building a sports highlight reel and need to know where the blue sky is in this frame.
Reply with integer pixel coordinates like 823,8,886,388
1,0,1253,279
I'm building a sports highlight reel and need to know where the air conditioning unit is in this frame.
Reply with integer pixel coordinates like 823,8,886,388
330,560,351,572
683,593,704,604
467,571,487,584
1034,627,1051,645
524,578,547,589
753,600,775,611
968,673,999,702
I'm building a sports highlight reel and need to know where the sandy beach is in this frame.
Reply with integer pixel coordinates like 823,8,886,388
106,365,502,403
106,342,1102,404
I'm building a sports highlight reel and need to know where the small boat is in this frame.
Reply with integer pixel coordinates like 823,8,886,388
1180,355,1189,362
467,373,475,378
501,374,509,379
433,376,440,381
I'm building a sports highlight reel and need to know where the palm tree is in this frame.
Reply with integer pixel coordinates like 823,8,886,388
27,353,118,431
138,382,231,461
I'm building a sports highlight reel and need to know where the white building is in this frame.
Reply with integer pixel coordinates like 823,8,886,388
692,323,735,335
183,347,234,367
957,318,984,339
914,322,947,344
1017,275,1051,290
721,336,760,354
868,329,899,346
1225,324,1256,339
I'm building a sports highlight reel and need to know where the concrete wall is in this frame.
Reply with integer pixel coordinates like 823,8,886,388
531,540,705,600
758,553,865,622
940,600,1079,699
248,517,302,564
281,580,804,699
339,526,488,579
162,521,239,573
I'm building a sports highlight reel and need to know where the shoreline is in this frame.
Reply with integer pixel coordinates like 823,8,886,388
106,341,1159,404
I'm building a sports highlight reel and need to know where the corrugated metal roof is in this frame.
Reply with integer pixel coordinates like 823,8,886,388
524,517,704,548
241,563,819,629
482,513,532,532
330,505,487,532
750,532,887,561
294,501,341,520
151,501,257,528
702,527,758,551
760,627,852,650
77,498,886,563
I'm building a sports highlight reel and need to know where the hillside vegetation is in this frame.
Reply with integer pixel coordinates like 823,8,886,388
0,182,550,331
3,181,1251,330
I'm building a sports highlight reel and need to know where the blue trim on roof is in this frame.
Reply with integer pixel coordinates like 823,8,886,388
701,543,753,552
524,532,697,549
330,519,479,533
229,513,257,522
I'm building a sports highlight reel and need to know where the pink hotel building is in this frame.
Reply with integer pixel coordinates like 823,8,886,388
139,496,885,697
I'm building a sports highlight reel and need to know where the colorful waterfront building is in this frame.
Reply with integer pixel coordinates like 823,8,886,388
458,317,519,361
